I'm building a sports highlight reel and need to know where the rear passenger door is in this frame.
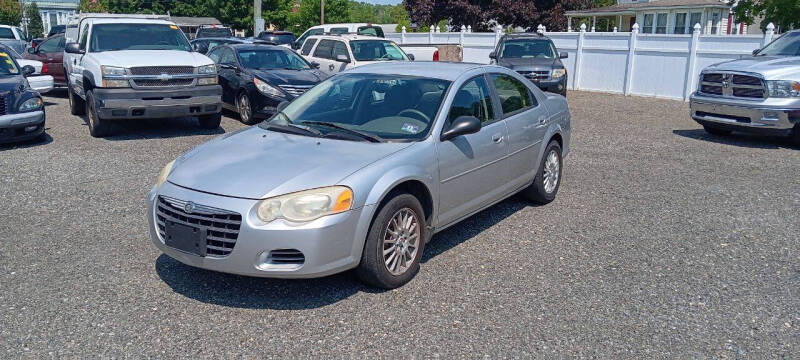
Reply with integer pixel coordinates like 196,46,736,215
489,73,549,188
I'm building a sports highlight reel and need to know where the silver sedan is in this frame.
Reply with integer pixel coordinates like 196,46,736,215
148,62,571,288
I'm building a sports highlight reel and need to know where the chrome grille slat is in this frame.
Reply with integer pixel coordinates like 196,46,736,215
699,72,765,99
133,79,194,87
156,196,242,257
278,84,313,97
130,66,195,75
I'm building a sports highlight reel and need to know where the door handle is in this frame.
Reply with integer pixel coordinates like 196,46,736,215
538,115,547,125
329,64,335,71
491,133,503,143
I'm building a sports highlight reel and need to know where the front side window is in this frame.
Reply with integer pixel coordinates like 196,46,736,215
332,41,349,61
448,76,495,126
89,23,192,52
655,13,668,34
207,47,222,62
38,36,65,53
313,39,335,59
0,51,20,74
351,40,406,61
674,13,687,34
219,48,236,65
78,24,89,49
0,28,14,39
301,38,317,55
238,49,311,70
491,74,535,116
263,74,451,141
757,32,800,56
499,39,557,59
642,14,654,34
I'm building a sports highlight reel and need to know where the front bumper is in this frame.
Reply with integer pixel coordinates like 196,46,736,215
147,181,375,279
689,93,800,136
93,85,222,120
0,110,45,144
531,77,567,94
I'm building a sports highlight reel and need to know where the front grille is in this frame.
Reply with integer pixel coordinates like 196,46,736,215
278,84,313,97
133,78,194,87
0,94,6,116
699,72,765,99
267,249,305,265
130,66,195,75
156,196,242,257
517,70,549,81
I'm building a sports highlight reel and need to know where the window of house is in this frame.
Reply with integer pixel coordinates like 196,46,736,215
711,11,721,34
689,12,702,32
655,13,667,34
674,13,687,34
642,14,654,34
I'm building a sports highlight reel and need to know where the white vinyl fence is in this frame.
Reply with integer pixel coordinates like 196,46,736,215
388,23,778,101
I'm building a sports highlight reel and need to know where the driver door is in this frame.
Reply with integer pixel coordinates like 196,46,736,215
436,74,511,227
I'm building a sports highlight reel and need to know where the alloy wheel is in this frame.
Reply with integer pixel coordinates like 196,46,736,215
238,94,251,123
543,150,560,194
382,208,420,276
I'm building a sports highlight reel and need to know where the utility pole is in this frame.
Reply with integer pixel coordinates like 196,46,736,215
321,0,325,25
254,0,262,36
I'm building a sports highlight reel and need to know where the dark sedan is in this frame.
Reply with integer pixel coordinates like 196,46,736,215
0,52,45,144
207,44,325,124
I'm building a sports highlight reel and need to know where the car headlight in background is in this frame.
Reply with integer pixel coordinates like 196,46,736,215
197,64,218,85
254,77,284,97
256,186,353,223
765,80,800,98
156,159,176,188
552,69,566,79
18,97,42,112
101,65,129,88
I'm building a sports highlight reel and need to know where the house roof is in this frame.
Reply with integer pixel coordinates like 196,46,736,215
170,17,222,26
565,0,730,16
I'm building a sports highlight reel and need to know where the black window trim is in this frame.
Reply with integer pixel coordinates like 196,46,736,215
488,72,538,119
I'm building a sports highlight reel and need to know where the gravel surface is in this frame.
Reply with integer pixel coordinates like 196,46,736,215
1,90,798,357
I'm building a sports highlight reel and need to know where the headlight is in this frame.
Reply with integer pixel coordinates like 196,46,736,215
198,76,218,85
765,80,800,98
101,66,129,88
552,69,566,79
18,97,42,112
197,64,216,75
254,77,284,97
156,159,176,188
256,186,353,223
101,65,126,76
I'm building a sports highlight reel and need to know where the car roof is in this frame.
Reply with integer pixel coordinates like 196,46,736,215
308,34,389,42
501,33,552,41
346,62,497,81
227,43,287,51
86,18,175,25
192,37,243,42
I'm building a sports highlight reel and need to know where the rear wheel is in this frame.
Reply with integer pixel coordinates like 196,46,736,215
356,193,426,289
237,92,255,125
522,140,562,205
86,90,111,138
198,112,222,129
68,81,85,116
703,125,732,136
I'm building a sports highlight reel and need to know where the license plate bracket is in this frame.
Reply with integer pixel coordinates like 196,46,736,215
164,221,206,257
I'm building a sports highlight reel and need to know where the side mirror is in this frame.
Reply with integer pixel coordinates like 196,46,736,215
407,53,415,61
310,61,320,69
335,54,350,63
218,63,236,70
441,115,481,141
277,100,290,112
21,65,35,76
64,42,84,54
752,49,759,56
560,52,568,59
489,51,497,59
194,43,209,54
26,47,36,54
292,41,301,50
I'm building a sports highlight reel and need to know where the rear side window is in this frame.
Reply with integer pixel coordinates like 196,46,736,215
491,74,536,116
301,38,317,55
332,41,349,60
357,26,384,38
313,39,335,59
329,27,349,35
38,36,65,53
0,28,15,39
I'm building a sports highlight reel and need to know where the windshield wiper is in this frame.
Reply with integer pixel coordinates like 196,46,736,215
263,114,323,137
302,121,384,143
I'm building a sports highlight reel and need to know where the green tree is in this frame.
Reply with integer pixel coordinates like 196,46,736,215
79,0,108,12
734,0,799,31
291,0,350,34
25,2,43,38
0,0,22,26
262,0,294,30
391,4,410,32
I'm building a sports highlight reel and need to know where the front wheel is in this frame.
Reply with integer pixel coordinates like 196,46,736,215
237,92,255,125
522,140,562,205
198,113,222,129
68,82,85,116
86,90,111,138
356,193,426,289
791,124,800,146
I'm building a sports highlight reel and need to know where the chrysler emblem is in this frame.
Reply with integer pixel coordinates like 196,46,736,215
184,201,195,214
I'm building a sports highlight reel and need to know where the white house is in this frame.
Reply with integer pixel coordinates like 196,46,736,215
565,0,757,35
21,0,79,34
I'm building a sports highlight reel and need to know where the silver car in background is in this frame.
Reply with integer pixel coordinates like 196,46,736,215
148,62,571,288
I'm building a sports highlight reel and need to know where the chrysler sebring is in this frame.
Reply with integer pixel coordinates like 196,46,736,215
148,62,571,288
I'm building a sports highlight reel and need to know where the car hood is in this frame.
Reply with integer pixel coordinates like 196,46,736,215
252,68,324,86
706,56,800,79
89,50,213,68
0,74,26,92
167,127,414,199
498,57,561,70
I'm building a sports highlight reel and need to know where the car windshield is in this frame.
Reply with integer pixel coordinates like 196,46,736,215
261,73,450,141
500,39,557,58
0,51,20,75
351,40,406,61
0,46,20,59
238,49,311,70
198,28,232,38
90,23,192,52
260,34,295,45
757,32,800,56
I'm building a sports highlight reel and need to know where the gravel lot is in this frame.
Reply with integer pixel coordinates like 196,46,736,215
1,90,798,357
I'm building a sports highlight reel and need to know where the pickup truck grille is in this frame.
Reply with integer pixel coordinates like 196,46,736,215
699,72,765,99
130,66,195,75
133,79,195,87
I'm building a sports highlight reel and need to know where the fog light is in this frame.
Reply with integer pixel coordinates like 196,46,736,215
24,125,38,132
761,111,779,122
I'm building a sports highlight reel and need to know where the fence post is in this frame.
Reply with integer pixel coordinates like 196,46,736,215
401,26,406,44
467,25,472,33
537,24,544,34
762,22,774,47
460,25,466,45
683,23,701,101
429,26,434,44
436,25,441,33
495,25,503,45
574,23,586,90
623,23,639,96
591,25,596,33
613,26,617,33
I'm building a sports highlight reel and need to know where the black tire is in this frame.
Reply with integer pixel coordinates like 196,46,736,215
237,92,256,125
198,113,222,129
522,140,563,205
86,90,111,138
68,82,85,116
791,125,800,146
703,125,732,136
356,193,427,289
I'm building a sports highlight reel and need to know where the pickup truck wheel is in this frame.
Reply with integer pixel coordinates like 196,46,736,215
702,125,732,136
791,125,800,146
86,90,111,138
522,141,562,205
356,193,426,289
237,92,255,125
68,84,85,116
198,113,222,129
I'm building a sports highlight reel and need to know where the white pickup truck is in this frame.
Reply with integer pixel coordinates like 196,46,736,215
63,15,222,137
